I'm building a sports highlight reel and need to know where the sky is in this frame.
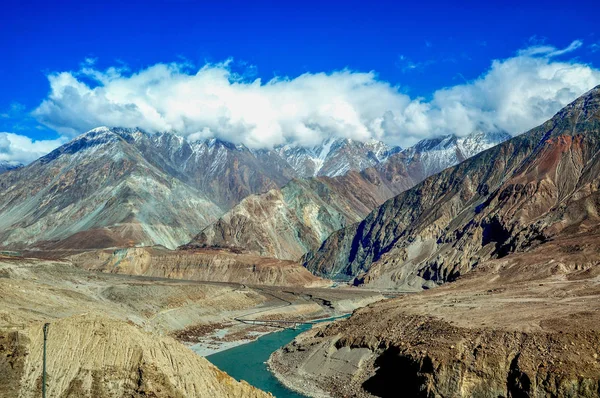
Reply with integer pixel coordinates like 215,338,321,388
1,0,600,164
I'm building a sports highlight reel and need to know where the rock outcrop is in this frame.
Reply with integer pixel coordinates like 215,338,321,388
304,85,600,288
70,246,327,287
2,315,270,398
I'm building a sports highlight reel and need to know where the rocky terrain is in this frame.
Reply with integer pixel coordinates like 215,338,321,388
270,233,600,397
70,246,327,287
0,256,272,397
0,128,409,251
304,86,600,289
0,128,224,250
0,254,382,397
191,131,509,261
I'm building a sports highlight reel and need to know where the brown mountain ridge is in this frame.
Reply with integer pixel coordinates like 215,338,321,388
304,85,600,290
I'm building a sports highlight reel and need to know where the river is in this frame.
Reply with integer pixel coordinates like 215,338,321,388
206,317,348,397
206,323,310,397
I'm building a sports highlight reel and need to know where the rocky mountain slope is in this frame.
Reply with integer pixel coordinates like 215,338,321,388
0,128,223,250
304,85,600,288
95,129,401,209
400,130,511,180
274,137,401,178
135,133,297,209
270,233,600,397
189,131,509,261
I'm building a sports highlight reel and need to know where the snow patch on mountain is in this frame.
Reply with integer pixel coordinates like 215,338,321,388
403,130,511,176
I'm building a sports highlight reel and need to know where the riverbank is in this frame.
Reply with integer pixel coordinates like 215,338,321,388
188,313,356,357
206,315,352,398
189,324,275,356
267,320,351,398
181,286,385,357
267,237,600,397
267,334,334,398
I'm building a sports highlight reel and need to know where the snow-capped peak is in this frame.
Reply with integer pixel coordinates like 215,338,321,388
403,130,511,175
273,137,401,178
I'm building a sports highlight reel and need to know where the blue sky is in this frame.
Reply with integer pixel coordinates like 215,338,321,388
1,0,600,163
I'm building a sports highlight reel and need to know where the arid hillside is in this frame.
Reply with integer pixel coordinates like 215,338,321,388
271,232,600,397
304,85,600,290
70,246,327,287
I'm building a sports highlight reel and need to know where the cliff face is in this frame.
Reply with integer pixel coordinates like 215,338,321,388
70,246,327,287
190,131,509,261
2,315,270,398
270,234,600,397
304,86,600,288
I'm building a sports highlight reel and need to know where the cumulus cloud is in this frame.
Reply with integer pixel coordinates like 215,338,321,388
32,40,600,149
0,133,66,164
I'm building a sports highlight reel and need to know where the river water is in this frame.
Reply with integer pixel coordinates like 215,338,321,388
206,315,350,397
206,324,311,397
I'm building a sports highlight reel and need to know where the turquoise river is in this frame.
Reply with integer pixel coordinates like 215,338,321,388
206,316,349,397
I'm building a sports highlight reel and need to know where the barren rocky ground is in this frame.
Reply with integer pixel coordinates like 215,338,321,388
0,254,382,397
69,246,328,287
269,233,600,397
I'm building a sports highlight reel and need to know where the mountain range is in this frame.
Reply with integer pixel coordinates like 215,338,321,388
2,84,599,398
0,125,507,251
189,130,510,260
0,161,22,174
304,85,600,289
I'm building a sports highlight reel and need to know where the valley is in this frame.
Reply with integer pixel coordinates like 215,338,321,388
1,87,599,397
0,253,382,397
4,4,600,397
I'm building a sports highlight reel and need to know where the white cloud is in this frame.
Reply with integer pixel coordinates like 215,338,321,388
518,39,583,57
0,132,66,164
32,40,600,149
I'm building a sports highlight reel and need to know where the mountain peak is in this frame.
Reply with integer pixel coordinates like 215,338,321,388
547,85,600,135
0,160,23,174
